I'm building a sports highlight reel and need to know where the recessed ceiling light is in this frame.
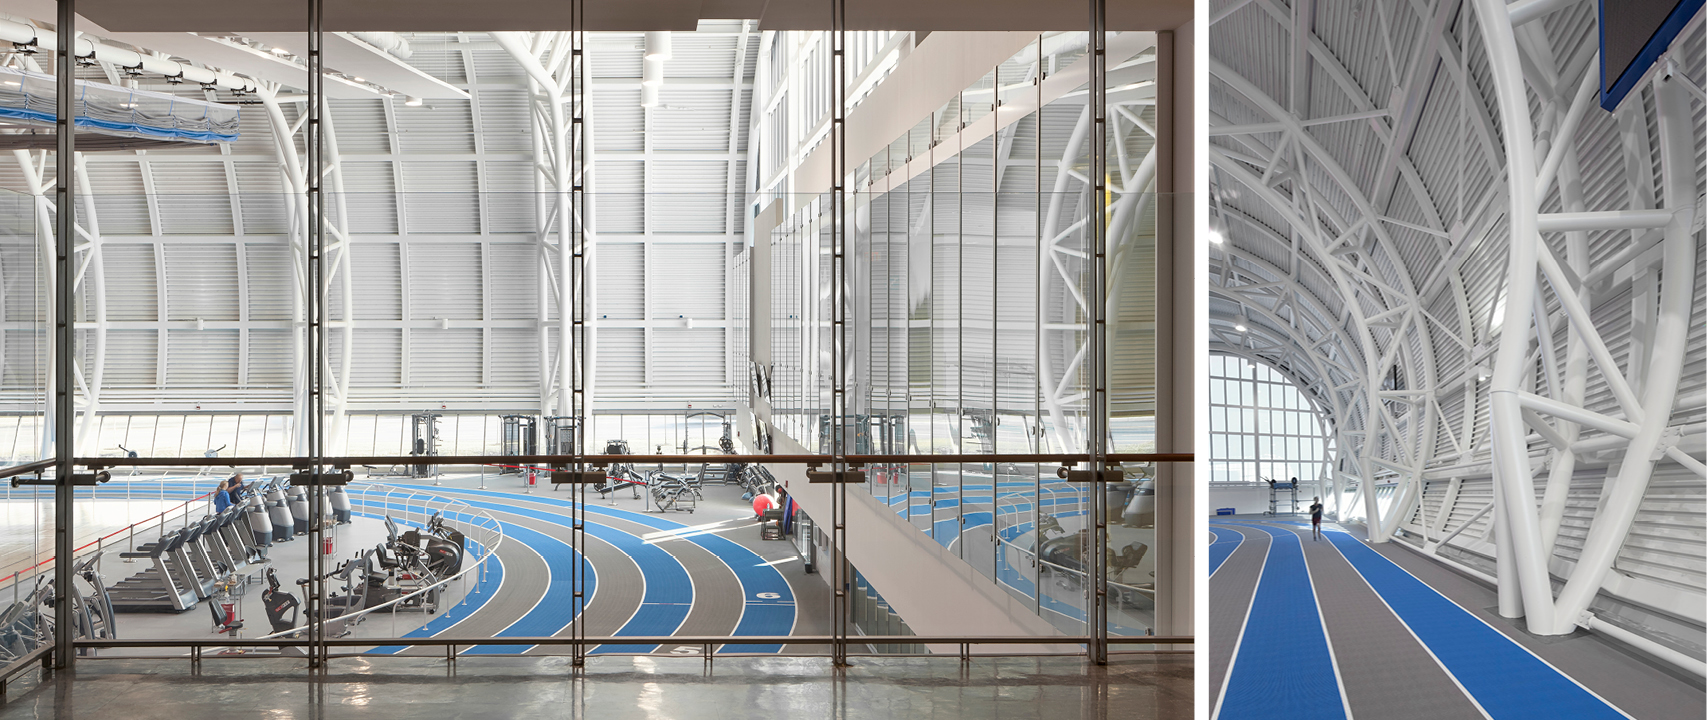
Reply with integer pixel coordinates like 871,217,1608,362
1235,323,1247,332
1208,228,1224,245
271,47,290,56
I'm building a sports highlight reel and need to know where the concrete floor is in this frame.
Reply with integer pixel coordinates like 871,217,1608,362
0,653,1191,719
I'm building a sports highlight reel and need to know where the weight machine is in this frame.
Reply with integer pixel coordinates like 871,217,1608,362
543,416,578,455
498,415,536,474
1263,477,1299,517
410,413,441,478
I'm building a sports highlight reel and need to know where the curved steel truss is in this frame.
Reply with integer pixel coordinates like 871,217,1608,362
1211,0,1705,671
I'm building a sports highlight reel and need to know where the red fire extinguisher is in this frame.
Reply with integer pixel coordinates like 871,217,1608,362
323,535,335,556
527,468,537,487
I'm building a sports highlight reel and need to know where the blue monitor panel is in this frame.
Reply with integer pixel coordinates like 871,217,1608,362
1601,0,1704,111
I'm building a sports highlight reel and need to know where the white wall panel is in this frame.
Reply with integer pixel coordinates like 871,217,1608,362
162,244,240,321
648,160,727,232
394,99,476,153
151,163,236,235
482,161,535,233
353,243,402,320
103,245,158,320
406,242,482,320
82,163,150,235
243,242,292,320
488,327,538,386
409,328,482,385
594,160,644,233
400,161,480,233
596,244,644,318
351,328,402,387
486,243,538,319
339,162,400,234
246,328,292,387
103,329,157,386
596,328,644,387
651,244,724,319
165,329,239,386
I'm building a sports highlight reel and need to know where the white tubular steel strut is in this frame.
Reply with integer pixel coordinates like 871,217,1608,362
1477,0,1700,639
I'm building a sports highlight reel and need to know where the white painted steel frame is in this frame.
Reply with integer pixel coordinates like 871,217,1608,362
1210,0,1705,673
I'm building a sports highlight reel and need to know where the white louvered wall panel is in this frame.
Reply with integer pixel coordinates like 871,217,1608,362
486,243,538,319
150,163,236,235
82,163,150,235
651,328,725,387
651,245,724,319
244,243,292,320
595,161,644,233
648,161,728,233
246,328,292,388
339,163,400,234
102,245,157,320
329,99,392,153
162,245,239,321
351,329,402,388
596,328,644,387
400,162,480,233
597,244,644,319
409,329,482,386
234,163,287,234
395,99,476,153
651,90,732,151
488,328,537,386
353,244,402,320
165,329,239,386
482,161,536,234
103,330,157,386
406,242,482,320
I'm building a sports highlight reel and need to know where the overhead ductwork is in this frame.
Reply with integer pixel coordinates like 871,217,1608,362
0,67,241,143
0,18,258,93
349,31,412,60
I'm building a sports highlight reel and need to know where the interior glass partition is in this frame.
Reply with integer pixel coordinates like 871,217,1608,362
0,183,56,665
5,13,1177,667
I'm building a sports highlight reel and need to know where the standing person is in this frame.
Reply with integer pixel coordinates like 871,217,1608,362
212,478,234,513
1309,496,1324,540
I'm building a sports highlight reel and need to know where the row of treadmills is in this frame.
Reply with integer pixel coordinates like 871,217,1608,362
109,478,354,613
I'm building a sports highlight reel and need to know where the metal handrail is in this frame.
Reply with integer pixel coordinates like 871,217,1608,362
75,452,1192,468
1,482,220,596
0,459,55,481
74,634,1190,649
0,644,51,692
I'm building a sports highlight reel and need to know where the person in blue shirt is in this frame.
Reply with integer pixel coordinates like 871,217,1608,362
212,478,234,513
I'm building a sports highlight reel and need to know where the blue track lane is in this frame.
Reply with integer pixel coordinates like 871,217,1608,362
1323,530,1630,719
438,496,693,654
1214,522,1344,720
1208,527,1241,577
413,487,795,653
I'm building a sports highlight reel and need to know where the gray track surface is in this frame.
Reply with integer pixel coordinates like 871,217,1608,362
1367,529,1706,720
1290,523,1482,720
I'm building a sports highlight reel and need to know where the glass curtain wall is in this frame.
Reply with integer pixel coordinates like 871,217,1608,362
764,31,1163,637
0,184,52,664
1207,354,1335,509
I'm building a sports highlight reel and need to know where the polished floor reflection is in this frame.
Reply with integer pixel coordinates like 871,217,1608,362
0,654,1190,719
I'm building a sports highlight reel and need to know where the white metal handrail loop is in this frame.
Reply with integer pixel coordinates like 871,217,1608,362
252,484,503,642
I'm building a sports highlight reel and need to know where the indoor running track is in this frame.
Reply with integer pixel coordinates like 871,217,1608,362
1209,518,1636,720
